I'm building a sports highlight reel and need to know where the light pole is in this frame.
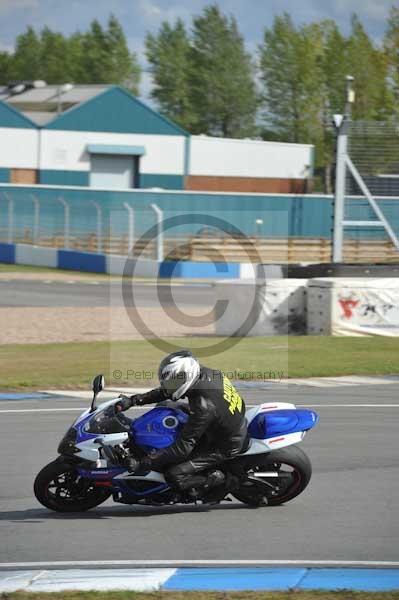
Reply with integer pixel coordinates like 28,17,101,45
332,75,355,263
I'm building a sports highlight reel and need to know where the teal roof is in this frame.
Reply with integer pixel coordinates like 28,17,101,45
44,86,189,136
0,99,37,129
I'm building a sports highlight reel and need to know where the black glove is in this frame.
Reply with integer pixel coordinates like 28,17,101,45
115,394,142,412
125,456,152,474
137,456,152,474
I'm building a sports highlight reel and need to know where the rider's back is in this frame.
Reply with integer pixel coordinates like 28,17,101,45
187,366,246,453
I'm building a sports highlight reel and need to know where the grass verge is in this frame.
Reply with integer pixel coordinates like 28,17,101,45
0,263,120,279
0,336,398,390
2,591,399,600
0,263,66,273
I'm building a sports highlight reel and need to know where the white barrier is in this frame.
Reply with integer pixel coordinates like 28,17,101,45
307,278,399,336
106,255,159,277
15,244,57,268
214,279,307,336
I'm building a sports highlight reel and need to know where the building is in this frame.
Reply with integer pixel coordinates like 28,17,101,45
0,83,313,192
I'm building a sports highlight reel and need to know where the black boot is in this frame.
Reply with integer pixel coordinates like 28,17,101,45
203,469,225,491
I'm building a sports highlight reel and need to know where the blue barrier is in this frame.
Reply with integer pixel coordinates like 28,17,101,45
159,260,240,279
0,242,15,263
57,249,106,273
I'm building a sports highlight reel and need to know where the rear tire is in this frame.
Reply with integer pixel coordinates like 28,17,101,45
34,459,111,512
233,445,312,507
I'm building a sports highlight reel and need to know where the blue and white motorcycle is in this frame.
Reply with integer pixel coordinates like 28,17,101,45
34,375,319,512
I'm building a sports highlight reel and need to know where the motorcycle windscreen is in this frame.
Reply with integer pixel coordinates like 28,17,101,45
248,409,319,439
132,407,188,451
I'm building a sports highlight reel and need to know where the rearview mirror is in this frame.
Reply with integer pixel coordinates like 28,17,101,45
90,374,105,413
92,374,104,396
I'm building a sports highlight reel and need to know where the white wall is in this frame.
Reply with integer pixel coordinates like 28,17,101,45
214,279,308,336
15,244,57,268
0,128,39,169
106,254,159,277
39,130,186,175
189,136,313,179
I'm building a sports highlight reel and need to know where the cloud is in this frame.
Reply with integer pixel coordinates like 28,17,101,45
136,0,193,28
137,0,162,22
334,0,390,22
0,0,38,13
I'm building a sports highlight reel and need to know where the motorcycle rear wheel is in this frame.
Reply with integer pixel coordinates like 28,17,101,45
233,445,312,507
34,459,111,512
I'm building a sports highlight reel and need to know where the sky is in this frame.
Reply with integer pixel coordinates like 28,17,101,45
0,0,396,101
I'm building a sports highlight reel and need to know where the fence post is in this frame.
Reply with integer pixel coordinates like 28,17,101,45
332,75,355,263
58,197,70,249
3,192,14,244
332,117,349,262
30,194,40,245
123,202,134,255
90,200,102,253
150,203,164,262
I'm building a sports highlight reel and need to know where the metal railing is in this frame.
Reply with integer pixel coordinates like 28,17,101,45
0,192,164,261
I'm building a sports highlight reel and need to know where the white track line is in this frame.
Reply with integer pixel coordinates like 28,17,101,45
0,408,87,413
1,560,399,568
1,404,399,414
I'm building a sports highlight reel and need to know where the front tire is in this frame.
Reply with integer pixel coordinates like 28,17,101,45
233,445,312,507
34,459,111,512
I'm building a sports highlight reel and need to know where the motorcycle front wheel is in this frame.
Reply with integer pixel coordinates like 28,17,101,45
34,459,111,512
233,445,312,507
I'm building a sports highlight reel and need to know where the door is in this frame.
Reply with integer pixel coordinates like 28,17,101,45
10,169,38,184
90,154,136,189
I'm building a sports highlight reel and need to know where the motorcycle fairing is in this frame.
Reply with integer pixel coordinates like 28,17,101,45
248,408,319,439
241,402,319,455
77,466,170,498
71,402,130,460
131,407,188,451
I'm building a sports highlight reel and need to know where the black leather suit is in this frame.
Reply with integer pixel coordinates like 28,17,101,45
128,366,247,490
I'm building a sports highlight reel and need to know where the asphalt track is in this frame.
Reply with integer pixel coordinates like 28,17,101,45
0,280,213,307
1,383,398,565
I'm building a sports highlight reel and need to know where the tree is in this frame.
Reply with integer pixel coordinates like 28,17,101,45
384,6,399,118
318,20,349,192
189,4,257,137
5,17,140,93
106,15,140,93
347,15,392,121
80,20,112,83
79,16,140,93
0,52,12,84
12,26,43,80
146,19,193,129
40,28,71,83
259,14,324,144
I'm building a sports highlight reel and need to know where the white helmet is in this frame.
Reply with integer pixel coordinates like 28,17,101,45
158,350,200,400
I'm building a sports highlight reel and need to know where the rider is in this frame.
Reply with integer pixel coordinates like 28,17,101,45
115,349,247,495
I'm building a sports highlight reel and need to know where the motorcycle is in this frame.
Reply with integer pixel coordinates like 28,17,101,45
34,375,319,512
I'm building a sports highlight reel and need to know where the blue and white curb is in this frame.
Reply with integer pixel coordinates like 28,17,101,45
0,242,254,279
0,567,399,592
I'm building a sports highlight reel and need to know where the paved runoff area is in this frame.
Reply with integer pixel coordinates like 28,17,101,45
0,279,214,307
0,279,215,344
